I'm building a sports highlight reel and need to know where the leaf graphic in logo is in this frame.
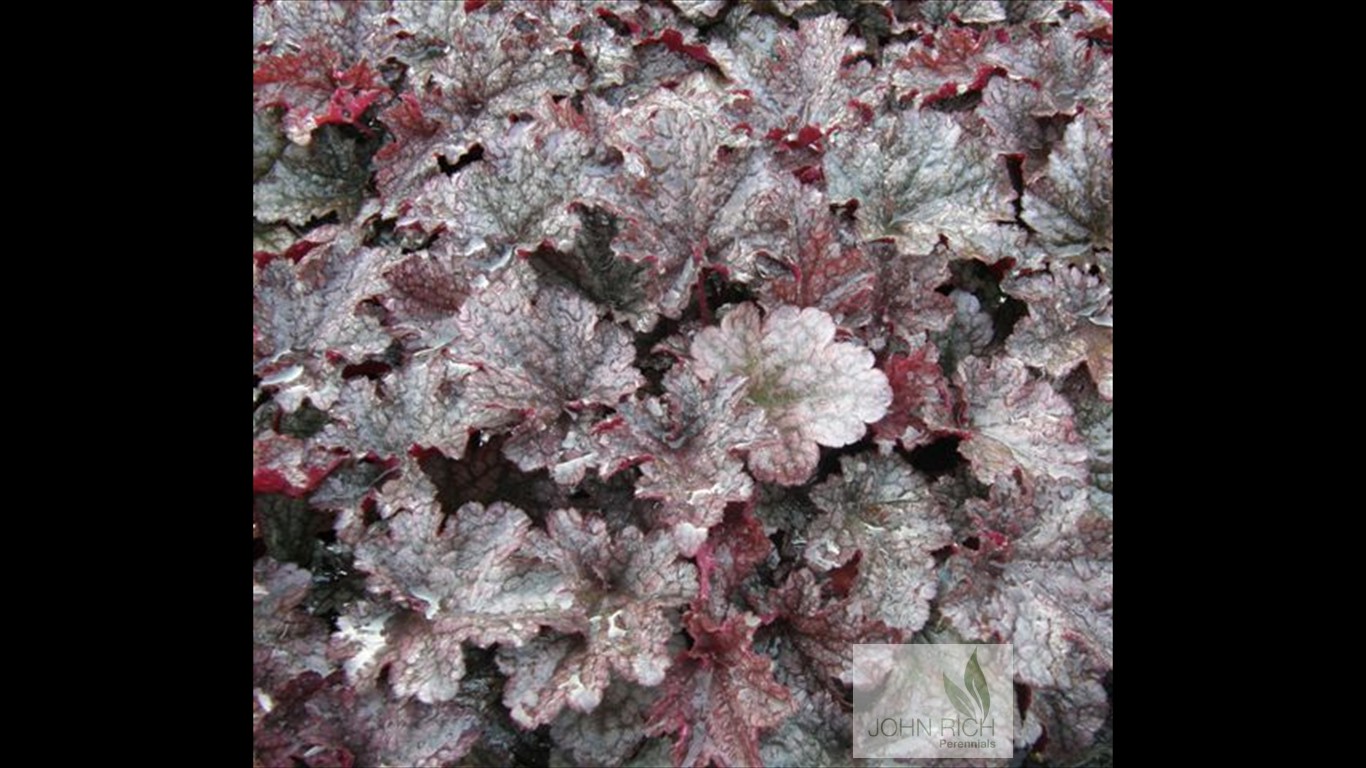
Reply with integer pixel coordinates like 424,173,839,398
943,672,976,721
964,649,990,721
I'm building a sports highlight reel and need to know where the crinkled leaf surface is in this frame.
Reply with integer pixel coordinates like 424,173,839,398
398,96,609,258
736,170,876,325
825,108,1013,253
597,365,763,555
647,611,795,768
253,106,376,226
369,3,586,206
938,477,1112,761
253,559,331,693
354,494,575,665
1005,264,1113,399
692,303,891,485
806,454,952,632
711,12,877,138
453,268,643,482
253,232,396,412
551,680,655,768
498,508,697,727
1021,114,1114,261
872,334,959,450
596,74,759,322
316,350,475,461
957,354,1089,486
253,41,388,146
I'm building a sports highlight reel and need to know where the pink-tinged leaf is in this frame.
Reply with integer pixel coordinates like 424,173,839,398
726,170,876,326
872,334,959,450
693,503,773,618
253,41,388,145
597,74,759,323
1020,113,1113,261
862,240,957,343
384,3,586,134
355,495,575,655
957,354,1089,486
253,0,388,64
938,476,1111,761
375,239,477,350
330,602,467,705
253,225,397,413
986,17,1113,116
498,508,698,727
367,5,587,207
763,567,893,685
975,76,1073,185
598,364,762,555
887,25,1004,109
453,268,643,483
805,454,952,633
254,434,347,498
692,303,891,485
916,0,1009,25
826,108,1014,254
1005,265,1113,400
647,611,796,768
711,13,879,139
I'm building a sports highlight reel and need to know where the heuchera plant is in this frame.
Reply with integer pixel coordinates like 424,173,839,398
253,1,1112,766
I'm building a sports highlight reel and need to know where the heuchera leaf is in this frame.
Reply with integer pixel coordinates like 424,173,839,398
646,611,795,768
253,41,388,146
253,232,396,413
253,559,331,694
805,454,952,633
597,365,764,556
937,476,1112,761
956,354,1090,486
692,303,891,485
254,669,483,768
1020,113,1114,261
596,73,758,322
1005,264,1114,400
352,493,575,697
398,96,608,259
453,267,643,483
734,169,876,326
498,508,698,727
368,3,586,206
986,15,1113,116
693,503,773,619
825,108,1013,254
551,680,656,768
711,13,877,140
253,119,375,228
762,567,893,686
886,26,1004,109
316,350,475,461
871,333,959,450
